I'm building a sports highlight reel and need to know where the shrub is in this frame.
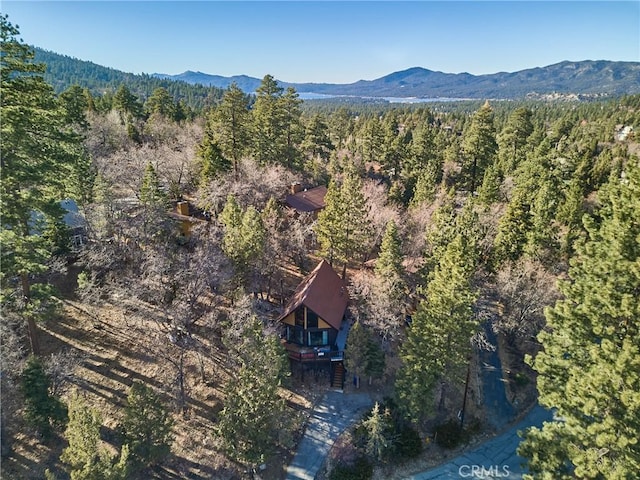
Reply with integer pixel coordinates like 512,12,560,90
120,381,173,470
434,419,464,449
21,356,67,439
328,456,373,480
395,425,423,459
514,372,530,387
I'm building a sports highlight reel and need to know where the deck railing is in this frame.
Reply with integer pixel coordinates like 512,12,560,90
330,350,344,361
284,344,344,363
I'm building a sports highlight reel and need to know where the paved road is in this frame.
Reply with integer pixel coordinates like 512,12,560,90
405,404,553,480
285,390,373,480
480,325,516,431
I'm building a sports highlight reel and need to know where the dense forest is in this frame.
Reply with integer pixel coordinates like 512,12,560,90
2,15,640,480
34,47,227,115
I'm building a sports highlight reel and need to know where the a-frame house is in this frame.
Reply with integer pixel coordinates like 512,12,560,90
278,259,349,388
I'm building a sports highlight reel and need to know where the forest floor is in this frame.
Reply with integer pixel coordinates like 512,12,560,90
3,265,329,480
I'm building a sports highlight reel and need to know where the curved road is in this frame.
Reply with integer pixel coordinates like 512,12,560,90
405,404,552,479
285,391,552,480
286,327,553,480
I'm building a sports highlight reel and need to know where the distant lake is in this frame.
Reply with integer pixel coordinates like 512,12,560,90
297,92,469,103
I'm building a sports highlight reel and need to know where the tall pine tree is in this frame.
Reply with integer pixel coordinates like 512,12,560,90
518,160,640,478
1,16,85,353
315,165,371,278
462,101,497,193
120,382,173,469
396,234,478,422
218,305,289,466
251,74,285,165
20,356,67,439
210,82,251,176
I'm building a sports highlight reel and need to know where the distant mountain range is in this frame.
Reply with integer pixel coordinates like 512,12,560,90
154,61,640,99
32,46,640,102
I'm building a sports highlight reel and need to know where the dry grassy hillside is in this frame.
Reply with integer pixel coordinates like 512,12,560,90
3,265,328,480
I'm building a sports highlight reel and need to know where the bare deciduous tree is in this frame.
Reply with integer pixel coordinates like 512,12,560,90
45,349,84,397
349,270,407,346
492,259,560,344
198,158,297,215
362,179,402,259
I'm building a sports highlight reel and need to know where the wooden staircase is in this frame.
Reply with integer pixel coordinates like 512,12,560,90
331,362,345,390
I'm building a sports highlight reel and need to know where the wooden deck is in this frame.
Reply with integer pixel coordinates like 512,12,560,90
281,340,342,363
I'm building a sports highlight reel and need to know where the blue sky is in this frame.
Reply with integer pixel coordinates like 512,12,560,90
3,1,639,83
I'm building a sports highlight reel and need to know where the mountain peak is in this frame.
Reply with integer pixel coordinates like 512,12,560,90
123,60,640,99
380,67,434,81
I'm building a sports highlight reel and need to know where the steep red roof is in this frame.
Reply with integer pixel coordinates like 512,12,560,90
284,185,327,212
278,259,348,330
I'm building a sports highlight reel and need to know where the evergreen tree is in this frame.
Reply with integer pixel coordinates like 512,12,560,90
374,220,406,324
280,86,304,169
409,168,438,208
59,84,90,130
364,335,386,382
406,124,443,206
315,165,371,277
218,308,289,465
240,206,267,282
61,392,102,471
462,101,497,192
494,152,562,266
251,74,285,165
61,392,129,480
477,162,501,205
524,172,560,262
381,114,409,180
556,177,585,258
120,381,173,469
361,116,385,164
375,220,403,283
423,190,457,271
220,193,244,266
345,320,370,388
21,356,67,439
328,106,354,149
519,161,640,479
83,87,96,112
315,178,343,266
145,87,175,118
362,402,393,462
497,106,534,174
493,186,532,265
396,235,478,422
139,162,166,206
113,84,143,120
197,122,231,182
302,113,334,161
1,16,85,353
220,196,266,288
211,82,251,175
338,164,371,263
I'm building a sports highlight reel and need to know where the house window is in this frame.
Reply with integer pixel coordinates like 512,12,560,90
307,309,318,329
308,330,328,346
287,326,304,345
295,308,304,327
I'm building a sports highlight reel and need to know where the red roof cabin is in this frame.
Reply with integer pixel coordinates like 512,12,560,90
284,184,327,215
278,259,350,387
